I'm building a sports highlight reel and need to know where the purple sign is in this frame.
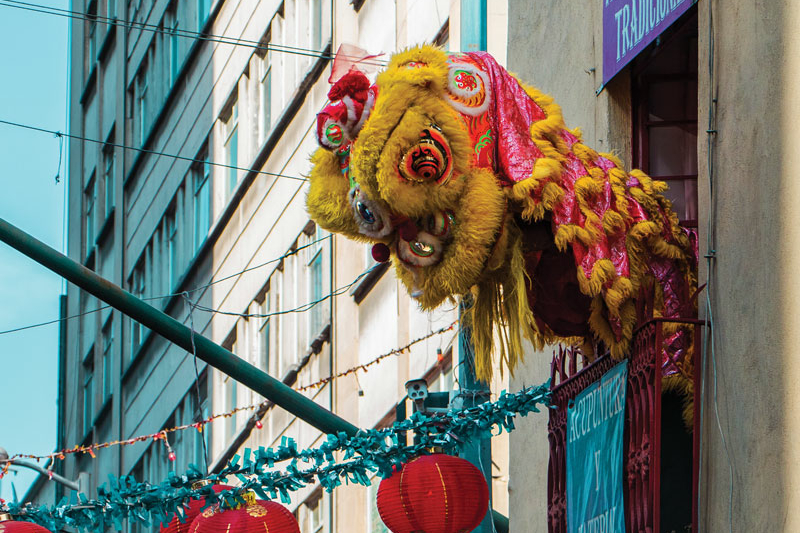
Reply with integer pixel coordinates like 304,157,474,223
602,0,695,84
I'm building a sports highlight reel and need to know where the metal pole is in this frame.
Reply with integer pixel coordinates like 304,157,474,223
0,217,358,437
0,448,80,492
0,461,80,492
457,298,495,533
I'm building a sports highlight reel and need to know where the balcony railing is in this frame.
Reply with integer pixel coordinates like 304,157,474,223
547,303,703,533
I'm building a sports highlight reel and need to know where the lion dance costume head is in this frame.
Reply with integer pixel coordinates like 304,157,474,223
308,45,697,391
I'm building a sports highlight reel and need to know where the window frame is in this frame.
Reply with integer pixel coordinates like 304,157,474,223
259,53,272,143
103,141,115,219
82,346,95,434
137,62,149,145
84,171,97,252
631,12,699,228
192,146,212,253
222,100,239,199
166,5,180,85
101,316,113,402
165,205,178,291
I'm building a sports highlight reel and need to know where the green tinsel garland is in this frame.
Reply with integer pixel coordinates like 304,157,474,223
5,381,551,532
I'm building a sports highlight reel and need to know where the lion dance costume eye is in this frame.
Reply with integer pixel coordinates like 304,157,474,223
306,45,697,422
398,127,453,184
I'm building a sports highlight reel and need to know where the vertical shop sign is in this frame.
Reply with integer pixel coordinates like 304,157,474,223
566,360,627,533
603,0,695,84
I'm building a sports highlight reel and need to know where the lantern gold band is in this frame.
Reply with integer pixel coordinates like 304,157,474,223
0,512,12,523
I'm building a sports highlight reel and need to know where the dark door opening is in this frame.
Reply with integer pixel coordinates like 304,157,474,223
632,9,699,532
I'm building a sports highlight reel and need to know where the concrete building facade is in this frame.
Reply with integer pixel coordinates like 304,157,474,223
505,0,800,531
24,1,513,533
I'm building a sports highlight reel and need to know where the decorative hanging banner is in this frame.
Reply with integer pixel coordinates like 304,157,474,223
566,360,627,533
602,0,695,84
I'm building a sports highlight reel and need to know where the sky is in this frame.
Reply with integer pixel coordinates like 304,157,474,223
0,0,68,503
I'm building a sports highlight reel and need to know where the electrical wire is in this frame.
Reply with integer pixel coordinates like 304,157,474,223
0,0,388,67
697,0,733,531
7,322,457,463
0,234,331,336
0,96,331,337
187,264,377,320
0,118,308,182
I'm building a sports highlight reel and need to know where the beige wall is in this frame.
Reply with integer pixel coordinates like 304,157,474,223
506,2,632,531
697,0,800,530
508,0,800,530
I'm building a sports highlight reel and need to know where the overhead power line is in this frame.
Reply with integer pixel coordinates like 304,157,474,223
0,0,388,67
0,234,333,336
0,118,308,182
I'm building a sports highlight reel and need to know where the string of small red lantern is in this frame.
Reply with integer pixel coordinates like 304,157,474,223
2,322,457,470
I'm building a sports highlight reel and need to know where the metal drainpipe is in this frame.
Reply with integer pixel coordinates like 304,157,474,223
327,231,335,532
327,4,336,531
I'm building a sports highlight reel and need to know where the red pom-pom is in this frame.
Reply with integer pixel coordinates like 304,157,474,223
255,420,263,429
372,243,391,263
327,70,371,102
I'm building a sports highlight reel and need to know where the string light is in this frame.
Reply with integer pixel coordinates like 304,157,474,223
3,322,457,465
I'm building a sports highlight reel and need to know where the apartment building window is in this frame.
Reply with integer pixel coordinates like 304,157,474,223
193,149,211,252
222,335,239,441
194,373,209,468
633,12,698,228
223,373,238,440
197,0,210,30
83,347,95,434
102,317,113,402
165,206,178,290
258,52,272,143
271,12,286,112
306,226,326,339
301,492,324,533
87,1,97,67
103,142,115,218
257,284,271,373
273,273,283,377
310,0,322,52
106,0,116,19
137,63,149,145
129,260,146,357
222,100,239,199
166,6,180,85
85,172,97,251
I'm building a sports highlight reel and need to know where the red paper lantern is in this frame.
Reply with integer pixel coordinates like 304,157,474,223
188,494,299,533
376,454,489,533
0,513,53,533
159,484,232,533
